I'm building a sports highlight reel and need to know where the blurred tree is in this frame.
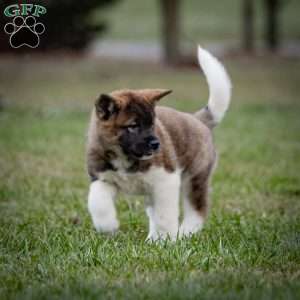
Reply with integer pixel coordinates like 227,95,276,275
160,0,182,65
263,0,281,51
242,0,255,52
241,0,286,53
0,0,119,52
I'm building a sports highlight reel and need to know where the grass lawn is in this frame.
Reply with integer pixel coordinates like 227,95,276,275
0,54,300,299
94,0,300,43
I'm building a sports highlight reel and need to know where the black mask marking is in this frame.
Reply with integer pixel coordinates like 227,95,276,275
119,101,160,159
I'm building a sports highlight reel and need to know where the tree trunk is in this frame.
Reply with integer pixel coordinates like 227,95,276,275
264,0,280,51
242,0,255,52
160,0,182,65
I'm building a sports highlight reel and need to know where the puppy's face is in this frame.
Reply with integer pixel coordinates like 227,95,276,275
95,89,172,160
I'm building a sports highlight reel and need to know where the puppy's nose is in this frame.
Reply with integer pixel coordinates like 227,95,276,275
149,140,160,151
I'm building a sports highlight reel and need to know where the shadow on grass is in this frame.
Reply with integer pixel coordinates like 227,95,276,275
12,270,300,300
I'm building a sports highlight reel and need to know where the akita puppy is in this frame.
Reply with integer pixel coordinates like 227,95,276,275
87,46,231,241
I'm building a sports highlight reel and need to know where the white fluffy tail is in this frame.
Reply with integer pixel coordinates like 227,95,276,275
196,46,232,128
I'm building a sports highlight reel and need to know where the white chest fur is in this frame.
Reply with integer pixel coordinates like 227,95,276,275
98,157,148,195
99,170,149,195
98,162,180,196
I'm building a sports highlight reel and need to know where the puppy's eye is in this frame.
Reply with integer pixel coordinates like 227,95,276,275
123,123,139,133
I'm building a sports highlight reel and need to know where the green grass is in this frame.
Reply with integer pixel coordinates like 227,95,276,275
0,55,300,299
94,0,300,43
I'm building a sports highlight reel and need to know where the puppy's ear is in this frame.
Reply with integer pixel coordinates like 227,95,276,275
95,94,119,120
139,89,172,104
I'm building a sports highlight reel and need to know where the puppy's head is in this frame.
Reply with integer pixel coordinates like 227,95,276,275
94,89,172,160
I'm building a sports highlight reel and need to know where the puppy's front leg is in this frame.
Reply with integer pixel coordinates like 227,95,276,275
88,180,119,233
146,170,180,241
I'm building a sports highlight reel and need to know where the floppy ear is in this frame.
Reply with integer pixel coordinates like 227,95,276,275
138,89,172,103
95,94,119,120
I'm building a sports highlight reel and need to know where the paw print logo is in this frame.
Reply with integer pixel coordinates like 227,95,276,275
4,16,45,48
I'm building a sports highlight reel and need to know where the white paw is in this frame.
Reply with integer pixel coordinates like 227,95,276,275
92,216,119,234
146,231,177,242
179,218,204,237
88,180,119,234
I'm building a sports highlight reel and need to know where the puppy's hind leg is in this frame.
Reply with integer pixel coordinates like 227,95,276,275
179,171,211,237
88,180,119,233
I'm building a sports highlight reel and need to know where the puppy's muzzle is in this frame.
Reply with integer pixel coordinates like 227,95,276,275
148,139,160,151
145,135,160,153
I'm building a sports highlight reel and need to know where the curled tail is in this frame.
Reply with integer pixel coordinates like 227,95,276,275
195,46,232,129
